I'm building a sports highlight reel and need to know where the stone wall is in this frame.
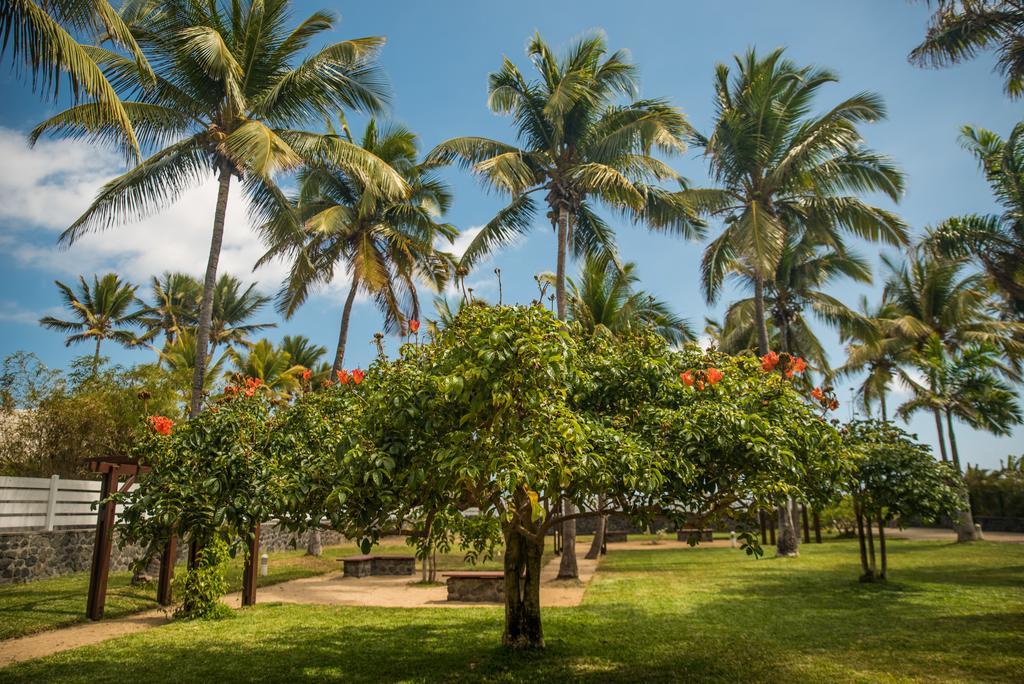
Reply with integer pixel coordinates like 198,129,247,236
0,522,350,584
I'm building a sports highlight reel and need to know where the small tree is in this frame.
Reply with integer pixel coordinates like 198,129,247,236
845,419,966,582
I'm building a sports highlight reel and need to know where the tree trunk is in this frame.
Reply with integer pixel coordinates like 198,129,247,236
92,338,102,377
305,529,322,557
753,277,770,356
758,509,767,544
331,280,359,375
879,390,888,422
944,411,980,542
933,409,949,462
877,515,887,580
555,207,568,321
585,496,606,560
775,500,800,557
557,501,578,579
801,504,810,544
864,507,877,577
944,410,963,474
854,499,872,581
502,524,544,649
813,510,822,543
768,514,776,545
190,164,233,418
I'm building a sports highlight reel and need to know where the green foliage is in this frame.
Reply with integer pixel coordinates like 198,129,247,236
175,538,232,620
846,419,966,524
964,456,1024,518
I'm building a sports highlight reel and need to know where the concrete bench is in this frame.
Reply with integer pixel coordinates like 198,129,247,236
443,571,505,602
341,555,416,578
676,529,714,542
604,531,628,543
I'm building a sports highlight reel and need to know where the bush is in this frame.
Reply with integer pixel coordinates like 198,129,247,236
175,538,232,620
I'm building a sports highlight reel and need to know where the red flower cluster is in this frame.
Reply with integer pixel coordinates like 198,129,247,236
336,369,365,386
148,415,173,436
351,368,365,385
680,367,724,391
811,386,839,412
761,351,780,372
761,351,807,378
301,368,312,382
242,377,263,397
336,369,349,384
409,319,420,334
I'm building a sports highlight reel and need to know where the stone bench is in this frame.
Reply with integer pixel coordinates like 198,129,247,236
341,555,416,578
676,529,714,543
604,531,628,543
443,571,505,602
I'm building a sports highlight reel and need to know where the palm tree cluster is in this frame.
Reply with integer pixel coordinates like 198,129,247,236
10,1,1024,567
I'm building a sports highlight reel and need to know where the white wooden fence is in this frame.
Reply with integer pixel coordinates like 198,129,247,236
0,475,129,531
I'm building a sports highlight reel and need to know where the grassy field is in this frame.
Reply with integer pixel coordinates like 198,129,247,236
0,541,500,641
1,538,1021,682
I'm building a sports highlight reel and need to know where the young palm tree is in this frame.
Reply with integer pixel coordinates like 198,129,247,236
208,275,274,355
927,124,1024,320
228,339,302,396
429,32,701,579
910,1,1024,98
261,120,455,374
837,295,910,421
159,329,228,405
564,254,694,345
696,48,907,358
716,234,872,377
428,32,702,321
32,0,402,416
142,271,202,346
1,0,151,156
279,335,327,370
39,273,147,375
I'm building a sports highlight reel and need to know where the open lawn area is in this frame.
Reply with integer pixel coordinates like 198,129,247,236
0,541,500,641
1,538,1021,683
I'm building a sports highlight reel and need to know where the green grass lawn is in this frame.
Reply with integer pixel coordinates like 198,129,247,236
1,538,1021,682
0,541,500,641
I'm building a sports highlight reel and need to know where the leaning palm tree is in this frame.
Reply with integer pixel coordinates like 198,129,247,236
910,0,1024,98
1,0,151,157
897,337,1023,540
717,234,872,377
142,271,202,346
428,31,702,322
564,253,694,345
208,275,274,355
696,48,907,359
39,273,147,375
261,120,455,374
32,0,403,416
927,123,1024,320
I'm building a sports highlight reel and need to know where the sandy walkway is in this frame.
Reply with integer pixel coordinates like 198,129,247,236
887,526,1024,543
0,543,598,668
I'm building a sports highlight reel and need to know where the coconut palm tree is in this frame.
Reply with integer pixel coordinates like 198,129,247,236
279,335,327,370
696,47,907,359
261,120,455,374
564,253,694,345
428,32,702,322
716,234,871,378
39,273,147,375
142,271,202,346
837,295,910,422
910,1,1024,98
159,329,228,405
228,339,302,397
208,275,274,355
2,0,151,157
32,0,403,416
927,123,1024,320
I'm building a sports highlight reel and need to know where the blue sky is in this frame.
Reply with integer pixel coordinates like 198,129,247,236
0,0,1020,468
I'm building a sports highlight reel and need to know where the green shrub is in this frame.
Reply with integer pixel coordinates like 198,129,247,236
175,538,232,620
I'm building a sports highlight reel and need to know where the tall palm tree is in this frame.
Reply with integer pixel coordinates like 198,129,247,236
32,0,403,416
910,1,1024,98
716,234,871,377
39,273,147,375
2,0,152,157
261,120,455,374
208,275,274,355
563,253,694,345
837,295,910,421
927,123,1024,320
696,48,907,358
428,32,702,322
142,271,202,346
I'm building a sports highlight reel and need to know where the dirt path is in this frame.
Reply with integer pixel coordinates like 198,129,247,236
0,543,599,668
887,526,1024,543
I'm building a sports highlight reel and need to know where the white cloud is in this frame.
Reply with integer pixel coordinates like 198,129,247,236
447,225,483,260
0,128,351,298
0,301,61,326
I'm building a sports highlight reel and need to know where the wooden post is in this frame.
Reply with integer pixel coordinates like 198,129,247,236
44,474,59,531
241,524,261,607
758,510,767,544
157,534,177,606
813,510,822,544
86,466,118,621
801,505,811,544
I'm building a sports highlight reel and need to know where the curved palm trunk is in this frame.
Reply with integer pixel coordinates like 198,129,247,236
945,410,981,542
932,409,948,462
879,390,888,422
554,207,578,579
331,280,359,375
752,276,770,356
190,164,233,418
92,338,102,377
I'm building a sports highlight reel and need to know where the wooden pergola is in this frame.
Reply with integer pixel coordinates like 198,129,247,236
85,456,261,621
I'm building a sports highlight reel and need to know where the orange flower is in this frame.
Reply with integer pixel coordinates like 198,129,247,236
786,356,807,378
706,367,724,385
337,370,350,385
829,399,840,411
301,368,312,382
696,380,705,391
761,351,779,372
351,368,365,385
148,415,173,436
409,319,420,334
680,370,695,387
811,387,825,403
243,376,262,397
322,380,333,388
